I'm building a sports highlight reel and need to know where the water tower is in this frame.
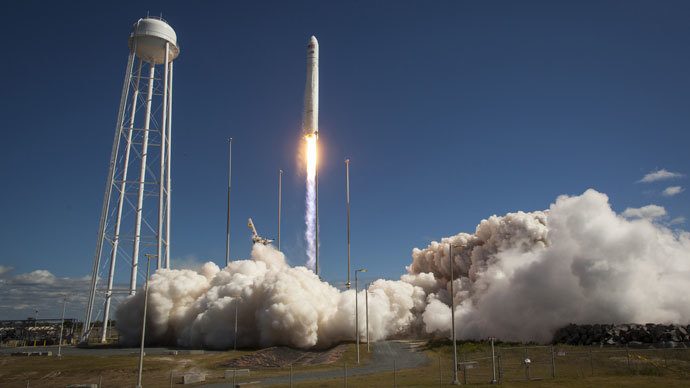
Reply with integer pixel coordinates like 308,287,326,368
82,17,180,343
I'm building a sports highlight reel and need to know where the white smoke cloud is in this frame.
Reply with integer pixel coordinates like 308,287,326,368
621,204,667,220
670,217,686,226
638,169,683,183
662,186,684,197
116,189,690,347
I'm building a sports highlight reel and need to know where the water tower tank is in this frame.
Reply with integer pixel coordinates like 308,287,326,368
128,17,179,64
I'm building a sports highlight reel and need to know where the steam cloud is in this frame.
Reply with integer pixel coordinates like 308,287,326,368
116,189,690,348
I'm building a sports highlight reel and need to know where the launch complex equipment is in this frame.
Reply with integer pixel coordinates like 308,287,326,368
248,218,274,245
83,17,179,343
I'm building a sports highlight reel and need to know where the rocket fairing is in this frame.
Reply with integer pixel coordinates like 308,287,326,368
302,36,319,136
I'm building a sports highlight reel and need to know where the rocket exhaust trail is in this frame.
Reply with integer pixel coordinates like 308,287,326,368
303,36,319,272
305,135,317,270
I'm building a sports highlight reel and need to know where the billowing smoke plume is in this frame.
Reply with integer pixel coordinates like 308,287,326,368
116,189,690,348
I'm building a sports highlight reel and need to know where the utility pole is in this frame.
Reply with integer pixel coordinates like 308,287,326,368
278,169,282,250
345,159,351,289
355,269,366,363
450,244,463,385
234,296,239,351
365,284,370,353
58,293,71,357
226,138,232,267
137,254,155,388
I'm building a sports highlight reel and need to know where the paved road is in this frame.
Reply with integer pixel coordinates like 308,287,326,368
201,340,429,387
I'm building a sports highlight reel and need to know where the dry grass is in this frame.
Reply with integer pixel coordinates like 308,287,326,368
0,343,371,387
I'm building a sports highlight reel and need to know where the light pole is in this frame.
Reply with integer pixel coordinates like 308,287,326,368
234,295,240,351
278,169,282,250
365,283,370,353
58,293,72,357
450,244,463,385
345,159,351,290
137,254,155,388
355,269,366,364
226,138,232,267
490,336,497,384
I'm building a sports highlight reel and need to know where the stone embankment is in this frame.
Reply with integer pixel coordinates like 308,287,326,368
553,323,690,347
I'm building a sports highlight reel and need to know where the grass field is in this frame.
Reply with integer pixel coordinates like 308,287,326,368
1,340,688,387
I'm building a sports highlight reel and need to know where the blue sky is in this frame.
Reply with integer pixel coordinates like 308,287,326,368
0,1,688,318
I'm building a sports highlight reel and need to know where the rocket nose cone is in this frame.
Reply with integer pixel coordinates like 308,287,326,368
310,35,318,45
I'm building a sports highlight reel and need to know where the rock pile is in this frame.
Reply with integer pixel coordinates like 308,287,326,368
552,323,690,347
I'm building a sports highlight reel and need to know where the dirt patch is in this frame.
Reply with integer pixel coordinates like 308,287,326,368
220,344,349,368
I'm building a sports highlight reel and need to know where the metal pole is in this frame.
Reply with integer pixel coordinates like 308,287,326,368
366,286,369,353
315,134,319,276
102,57,144,343
278,169,282,250
169,371,173,388
393,359,397,387
355,271,359,364
450,244,459,385
157,42,170,270
345,159,351,289
83,44,136,343
165,61,173,269
137,256,152,388
226,138,232,267
439,356,442,387
58,294,68,357
463,352,467,385
550,345,555,378
524,348,530,380
234,297,239,351
490,337,497,384
131,63,156,291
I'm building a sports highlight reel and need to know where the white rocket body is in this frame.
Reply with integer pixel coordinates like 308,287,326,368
303,36,319,136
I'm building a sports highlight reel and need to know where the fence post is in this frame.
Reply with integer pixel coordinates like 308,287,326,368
626,344,631,371
98,375,102,388
463,352,467,384
550,345,555,378
524,348,530,380
169,370,173,388
393,359,397,388
439,356,442,387
290,365,293,388
589,348,594,376
344,361,347,388
498,353,503,381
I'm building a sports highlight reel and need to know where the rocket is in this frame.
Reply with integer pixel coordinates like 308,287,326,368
302,36,319,136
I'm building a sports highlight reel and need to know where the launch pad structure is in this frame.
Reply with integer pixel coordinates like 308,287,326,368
82,16,179,343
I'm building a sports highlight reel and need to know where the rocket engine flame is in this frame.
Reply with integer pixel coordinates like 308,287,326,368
305,134,317,270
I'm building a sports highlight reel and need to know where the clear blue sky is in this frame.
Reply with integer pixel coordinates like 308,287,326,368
1,0,688,293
